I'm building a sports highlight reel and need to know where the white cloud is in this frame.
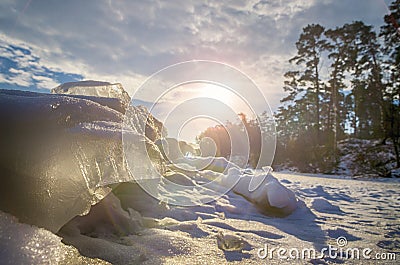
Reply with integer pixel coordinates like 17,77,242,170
0,68,31,87
252,0,320,19
0,0,389,109
31,75,59,89
0,33,147,91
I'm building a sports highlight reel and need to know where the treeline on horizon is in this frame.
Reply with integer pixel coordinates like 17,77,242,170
197,0,400,173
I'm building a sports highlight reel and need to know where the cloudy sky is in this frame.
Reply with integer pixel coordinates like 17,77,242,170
0,0,393,124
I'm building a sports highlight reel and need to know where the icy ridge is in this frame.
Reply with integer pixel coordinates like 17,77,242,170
52,80,131,110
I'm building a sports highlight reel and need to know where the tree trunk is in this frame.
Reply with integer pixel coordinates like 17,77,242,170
370,50,386,138
313,47,321,145
393,136,400,168
314,52,321,145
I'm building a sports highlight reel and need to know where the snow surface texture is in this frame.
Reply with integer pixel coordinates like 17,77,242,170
81,174,400,264
1,173,398,264
0,211,109,265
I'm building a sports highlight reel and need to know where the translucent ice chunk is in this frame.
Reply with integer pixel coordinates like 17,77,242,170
0,90,163,232
52,80,131,110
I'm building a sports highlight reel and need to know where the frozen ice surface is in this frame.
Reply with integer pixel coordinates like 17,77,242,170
0,89,162,233
52,80,131,110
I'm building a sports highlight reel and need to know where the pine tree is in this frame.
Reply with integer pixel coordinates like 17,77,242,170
380,0,400,167
289,24,328,144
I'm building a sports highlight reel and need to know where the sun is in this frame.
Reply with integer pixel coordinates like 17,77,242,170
197,83,235,105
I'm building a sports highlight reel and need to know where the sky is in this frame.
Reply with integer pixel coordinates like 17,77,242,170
0,0,394,141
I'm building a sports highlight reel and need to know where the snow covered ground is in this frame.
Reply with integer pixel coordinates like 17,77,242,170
1,172,399,264
1,86,398,264
126,172,400,264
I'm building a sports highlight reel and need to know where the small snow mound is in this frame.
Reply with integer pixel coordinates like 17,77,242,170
222,168,298,216
312,198,342,214
265,181,292,208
